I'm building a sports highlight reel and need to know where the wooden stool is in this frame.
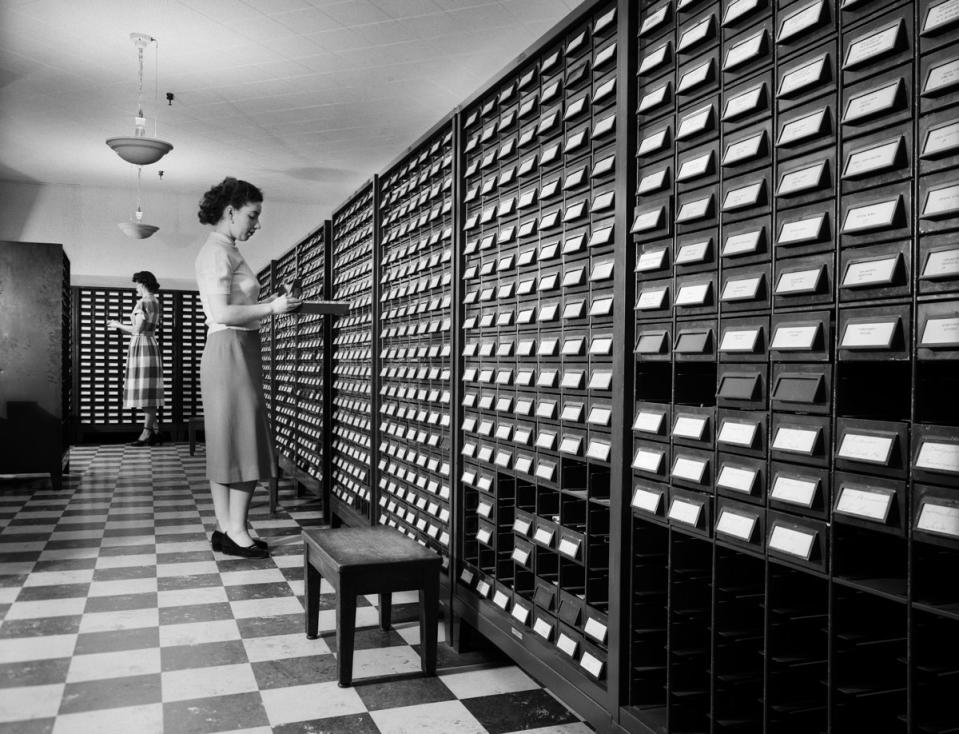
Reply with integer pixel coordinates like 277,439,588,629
303,527,441,687
187,415,204,456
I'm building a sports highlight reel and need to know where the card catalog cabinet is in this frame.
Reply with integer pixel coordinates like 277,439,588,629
254,1,959,731
330,184,377,523
377,124,455,569
0,242,71,488
72,286,202,440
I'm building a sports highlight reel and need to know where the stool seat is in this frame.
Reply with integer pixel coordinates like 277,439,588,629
303,527,441,687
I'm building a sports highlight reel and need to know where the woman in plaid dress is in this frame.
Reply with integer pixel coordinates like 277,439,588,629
108,271,165,445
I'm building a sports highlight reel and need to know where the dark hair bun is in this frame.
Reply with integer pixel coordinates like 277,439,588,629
197,177,264,225
132,271,161,294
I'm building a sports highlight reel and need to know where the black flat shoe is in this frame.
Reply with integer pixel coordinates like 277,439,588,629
220,532,269,559
211,530,266,551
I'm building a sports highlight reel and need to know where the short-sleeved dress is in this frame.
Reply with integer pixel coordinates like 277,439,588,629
122,297,165,409
195,231,275,484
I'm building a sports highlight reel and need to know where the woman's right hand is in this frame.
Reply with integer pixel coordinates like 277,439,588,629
107,319,121,330
270,294,302,314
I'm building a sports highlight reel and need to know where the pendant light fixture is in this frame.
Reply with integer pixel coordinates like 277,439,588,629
106,33,173,166
118,168,159,239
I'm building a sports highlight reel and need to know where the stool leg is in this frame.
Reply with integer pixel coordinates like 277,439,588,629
420,573,439,676
379,593,392,631
336,580,356,687
304,552,320,640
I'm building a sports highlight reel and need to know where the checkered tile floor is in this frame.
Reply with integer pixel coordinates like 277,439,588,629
0,443,592,734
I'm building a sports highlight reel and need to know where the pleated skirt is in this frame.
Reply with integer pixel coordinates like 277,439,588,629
200,329,276,484
123,335,164,408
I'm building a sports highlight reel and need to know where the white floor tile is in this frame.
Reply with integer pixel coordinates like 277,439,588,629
229,596,303,619
161,662,259,702
6,597,87,620
157,585,228,608
159,619,240,647
0,683,65,722
242,633,331,663
78,607,159,633
155,560,219,577
88,577,157,597
370,700,488,734
0,634,77,663
52,704,163,734
260,681,366,726
95,553,157,569
351,645,423,682
219,568,286,586
23,569,95,587
67,647,161,683
441,665,539,699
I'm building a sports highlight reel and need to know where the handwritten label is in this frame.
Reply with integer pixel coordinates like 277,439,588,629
845,22,902,68
922,247,959,279
843,256,899,288
676,240,710,264
779,108,827,146
779,214,825,245
640,5,668,36
925,58,959,95
836,485,893,522
723,230,763,256
725,0,760,25
633,447,665,473
773,426,820,454
923,183,959,218
580,652,605,679
723,85,763,119
679,61,712,92
678,152,713,181
668,498,703,525
844,81,901,124
634,410,665,434
559,537,581,559
779,1,824,42
584,617,607,644
718,420,758,447
639,129,668,155
924,0,959,33
631,207,664,232
771,475,818,507
777,267,823,295
637,287,668,310
677,105,713,139
639,83,669,112
717,465,758,494
838,432,895,464
672,456,708,483
781,55,829,97
716,509,757,541
725,31,765,71
723,133,764,166
921,317,959,347
916,502,959,537
845,138,901,177
923,120,959,158
723,182,764,210
720,328,760,352
675,282,711,306
638,168,668,194
673,415,707,440
679,16,713,51
841,319,897,349
768,524,816,559
842,198,900,233
556,632,578,657
533,617,553,640
640,43,669,74
779,161,826,195
677,195,712,222
722,275,762,301
916,440,959,473
632,486,664,513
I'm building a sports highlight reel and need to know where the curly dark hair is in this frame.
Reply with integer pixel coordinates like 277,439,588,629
132,271,161,294
197,177,264,225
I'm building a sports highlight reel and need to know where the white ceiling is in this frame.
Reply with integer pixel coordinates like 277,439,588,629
0,0,581,216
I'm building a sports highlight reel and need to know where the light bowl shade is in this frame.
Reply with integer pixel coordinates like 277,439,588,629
106,136,173,165
118,221,159,239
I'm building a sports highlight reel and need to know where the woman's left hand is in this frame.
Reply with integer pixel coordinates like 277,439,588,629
107,319,121,330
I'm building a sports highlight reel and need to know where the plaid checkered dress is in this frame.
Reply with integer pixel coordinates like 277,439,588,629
122,298,165,409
